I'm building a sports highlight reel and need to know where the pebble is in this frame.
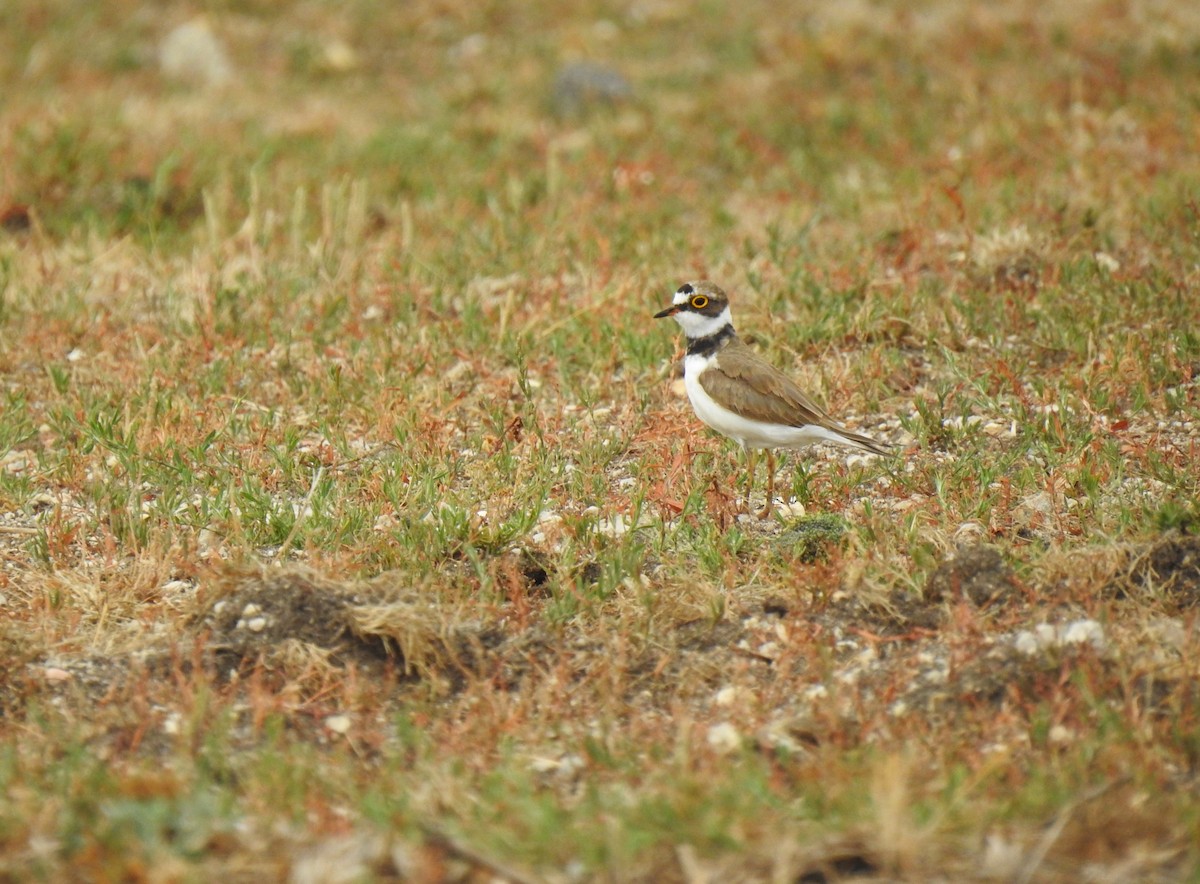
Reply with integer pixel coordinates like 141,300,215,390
714,686,741,707
551,61,632,117
706,722,742,754
1013,619,1105,655
952,521,987,542
160,17,233,87
1048,724,1075,744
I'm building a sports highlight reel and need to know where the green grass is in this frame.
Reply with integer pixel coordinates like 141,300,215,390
3,0,1200,880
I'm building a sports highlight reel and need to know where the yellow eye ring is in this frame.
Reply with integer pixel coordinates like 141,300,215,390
691,295,709,309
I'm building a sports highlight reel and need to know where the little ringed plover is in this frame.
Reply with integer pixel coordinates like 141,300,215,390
654,280,890,517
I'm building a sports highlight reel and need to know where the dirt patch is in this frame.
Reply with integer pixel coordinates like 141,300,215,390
821,588,945,637
193,569,500,684
1121,533,1200,609
925,544,1022,607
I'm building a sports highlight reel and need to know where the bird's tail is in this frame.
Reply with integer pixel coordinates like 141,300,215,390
835,427,892,456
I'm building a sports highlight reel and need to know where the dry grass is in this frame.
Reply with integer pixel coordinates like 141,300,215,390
3,0,1200,881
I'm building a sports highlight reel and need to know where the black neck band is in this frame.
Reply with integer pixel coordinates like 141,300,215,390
686,324,735,358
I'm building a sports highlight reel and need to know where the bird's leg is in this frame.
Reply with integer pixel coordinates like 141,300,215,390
756,449,776,518
740,446,757,514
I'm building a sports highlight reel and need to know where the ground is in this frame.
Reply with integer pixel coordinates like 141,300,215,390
2,1,1200,881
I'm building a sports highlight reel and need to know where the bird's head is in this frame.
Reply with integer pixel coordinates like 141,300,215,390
653,281,732,338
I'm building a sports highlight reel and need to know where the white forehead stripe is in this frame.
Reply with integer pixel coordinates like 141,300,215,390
673,284,696,305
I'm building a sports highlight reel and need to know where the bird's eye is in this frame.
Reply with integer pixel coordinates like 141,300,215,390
691,295,709,309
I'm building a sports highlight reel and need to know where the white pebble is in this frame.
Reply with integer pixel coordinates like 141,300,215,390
160,17,233,87
707,722,742,754
1061,619,1105,650
714,686,740,707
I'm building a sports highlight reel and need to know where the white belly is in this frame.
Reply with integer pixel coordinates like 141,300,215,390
682,353,856,451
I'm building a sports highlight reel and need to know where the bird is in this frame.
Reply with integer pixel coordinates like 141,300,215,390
654,281,890,517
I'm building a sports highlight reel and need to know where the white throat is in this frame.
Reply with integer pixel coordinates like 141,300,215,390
674,305,733,340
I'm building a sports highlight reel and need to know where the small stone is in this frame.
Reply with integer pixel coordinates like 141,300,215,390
324,714,352,735
44,667,71,682
160,17,233,87
320,39,359,72
1013,631,1041,655
952,521,987,543
707,722,742,754
1048,724,1075,744
197,527,223,557
714,686,740,707
551,61,632,117
1019,490,1055,515
1061,619,1105,650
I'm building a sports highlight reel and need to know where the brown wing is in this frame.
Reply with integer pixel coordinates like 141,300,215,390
701,339,891,454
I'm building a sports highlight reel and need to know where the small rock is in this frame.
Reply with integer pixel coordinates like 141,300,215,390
162,579,192,596
160,17,233,87
1048,724,1075,744
714,686,741,707
707,722,742,754
551,61,632,116
1013,619,1105,655
197,527,223,557
324,714,352,735
1019,490,1056,516
44,667,71,682
320,39,359,72
1060,618,1105,650
952,521,987,543
1013,631,1041,655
